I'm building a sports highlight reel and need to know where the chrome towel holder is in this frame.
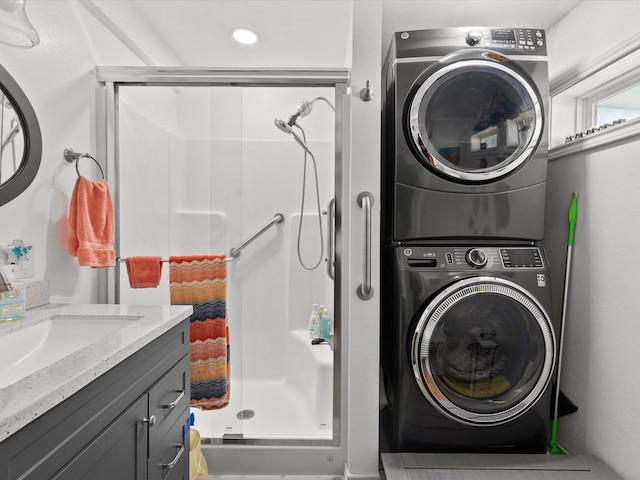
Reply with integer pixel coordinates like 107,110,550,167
63,147,105,180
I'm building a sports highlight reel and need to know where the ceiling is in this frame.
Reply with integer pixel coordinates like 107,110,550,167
92,0,582,68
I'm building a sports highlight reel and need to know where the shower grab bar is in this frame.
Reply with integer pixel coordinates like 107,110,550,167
326,198,335,280
356,192,374,300
229,213,285,259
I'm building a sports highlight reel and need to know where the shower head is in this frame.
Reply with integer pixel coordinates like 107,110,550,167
286,100,312,126
274,118,292,134
274,118,312,155
286,96,336,127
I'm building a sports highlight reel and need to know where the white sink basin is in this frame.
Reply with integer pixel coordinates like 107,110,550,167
0,314,139,389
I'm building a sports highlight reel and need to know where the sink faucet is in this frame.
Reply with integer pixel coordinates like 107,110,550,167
0,269,13,293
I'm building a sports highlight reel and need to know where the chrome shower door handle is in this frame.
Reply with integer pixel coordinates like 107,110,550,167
356,192,374,300
327,197,336,280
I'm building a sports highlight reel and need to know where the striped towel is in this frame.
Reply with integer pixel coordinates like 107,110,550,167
169,255,230,410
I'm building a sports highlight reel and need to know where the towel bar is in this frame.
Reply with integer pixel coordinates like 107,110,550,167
63,147,105,180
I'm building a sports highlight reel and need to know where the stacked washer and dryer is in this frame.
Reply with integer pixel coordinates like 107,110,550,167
380,27,556,453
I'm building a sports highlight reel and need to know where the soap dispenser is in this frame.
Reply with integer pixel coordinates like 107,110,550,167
308,304,320,339
0,269,26,321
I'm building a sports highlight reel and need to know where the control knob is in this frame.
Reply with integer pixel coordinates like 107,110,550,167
466,31,483,46
466,248,487,268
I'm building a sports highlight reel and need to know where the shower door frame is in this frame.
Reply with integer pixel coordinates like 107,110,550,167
95,67,349,454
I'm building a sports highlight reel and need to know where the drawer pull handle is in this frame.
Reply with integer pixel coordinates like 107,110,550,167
142,415,156,426
162,390,185,409
162,444,185,469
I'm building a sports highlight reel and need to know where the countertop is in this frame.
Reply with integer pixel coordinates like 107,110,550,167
0,303,192,443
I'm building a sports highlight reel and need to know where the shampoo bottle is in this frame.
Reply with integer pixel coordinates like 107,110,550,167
308,304,320,339
320,307,331,340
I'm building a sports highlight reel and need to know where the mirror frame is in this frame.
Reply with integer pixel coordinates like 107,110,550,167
0,63,42,207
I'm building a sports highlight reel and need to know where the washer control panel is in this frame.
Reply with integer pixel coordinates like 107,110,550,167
400,246,545,270
500,247,544,268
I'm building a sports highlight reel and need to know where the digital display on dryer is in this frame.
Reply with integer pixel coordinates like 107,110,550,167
491,29,516,43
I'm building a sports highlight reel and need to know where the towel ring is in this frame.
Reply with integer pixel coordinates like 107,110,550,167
63,147,105,180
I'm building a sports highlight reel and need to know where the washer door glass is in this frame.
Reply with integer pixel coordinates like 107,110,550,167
411,277,555,425
408,58,543,182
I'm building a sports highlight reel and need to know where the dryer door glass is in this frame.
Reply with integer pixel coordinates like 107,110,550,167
408,60,542,182
411,277,555,425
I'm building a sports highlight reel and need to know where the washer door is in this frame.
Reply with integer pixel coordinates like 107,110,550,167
411,276,555,426
407,51,543,183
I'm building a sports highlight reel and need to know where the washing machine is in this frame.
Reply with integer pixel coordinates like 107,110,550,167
380,244,556,452
381,27,549,243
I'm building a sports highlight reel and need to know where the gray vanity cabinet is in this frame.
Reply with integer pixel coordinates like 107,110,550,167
0,319,191,480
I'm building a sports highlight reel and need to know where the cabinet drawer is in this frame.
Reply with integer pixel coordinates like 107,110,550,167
148,405,190,480
149,353,190,451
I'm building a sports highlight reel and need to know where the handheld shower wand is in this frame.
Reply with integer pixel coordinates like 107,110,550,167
273,116,325,270
274,118,313,154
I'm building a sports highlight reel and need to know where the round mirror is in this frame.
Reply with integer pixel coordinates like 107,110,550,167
0,63,41,207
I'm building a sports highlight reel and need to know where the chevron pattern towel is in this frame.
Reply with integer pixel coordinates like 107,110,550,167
169,255,230,410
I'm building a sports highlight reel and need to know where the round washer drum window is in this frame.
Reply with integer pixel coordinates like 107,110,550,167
408,60,543,182
411,277,555,425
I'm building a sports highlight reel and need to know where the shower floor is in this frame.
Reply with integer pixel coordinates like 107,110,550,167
191,378,332,440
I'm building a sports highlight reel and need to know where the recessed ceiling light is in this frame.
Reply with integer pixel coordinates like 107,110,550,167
231,28,259,45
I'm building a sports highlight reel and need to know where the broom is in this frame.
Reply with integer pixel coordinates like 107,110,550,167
547,192,579,455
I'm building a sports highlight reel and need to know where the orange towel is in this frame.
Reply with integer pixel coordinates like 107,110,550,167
125,256,163,288
68,177,116,267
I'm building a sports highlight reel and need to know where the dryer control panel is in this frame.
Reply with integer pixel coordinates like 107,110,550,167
399,246,545,270
465,28,546,54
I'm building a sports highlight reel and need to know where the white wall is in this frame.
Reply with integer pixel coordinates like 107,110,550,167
546,140,640,480
546,2,640,478
0,1,144,303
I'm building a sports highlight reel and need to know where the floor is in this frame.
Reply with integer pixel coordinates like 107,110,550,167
381,453,624,480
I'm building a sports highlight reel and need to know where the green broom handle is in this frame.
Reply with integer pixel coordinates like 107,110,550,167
568,192,579,246
549,192,579,454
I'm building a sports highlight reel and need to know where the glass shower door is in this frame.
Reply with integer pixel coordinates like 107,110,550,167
114,82,336,442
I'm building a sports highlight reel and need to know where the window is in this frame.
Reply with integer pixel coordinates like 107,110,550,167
593,83,640,125
550,46,640,149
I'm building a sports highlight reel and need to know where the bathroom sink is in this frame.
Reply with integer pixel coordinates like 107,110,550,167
0,314,139,389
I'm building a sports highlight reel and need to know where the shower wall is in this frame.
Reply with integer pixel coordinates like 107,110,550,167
116,85,335,439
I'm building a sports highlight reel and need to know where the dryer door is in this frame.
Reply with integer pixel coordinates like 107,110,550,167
411,276,555,426
407,52,543,183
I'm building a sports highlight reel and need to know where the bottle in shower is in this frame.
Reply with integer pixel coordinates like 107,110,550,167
309,304,320,339
319,307,331,340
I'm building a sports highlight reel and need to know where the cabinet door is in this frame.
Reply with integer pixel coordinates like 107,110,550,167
51,394,148,480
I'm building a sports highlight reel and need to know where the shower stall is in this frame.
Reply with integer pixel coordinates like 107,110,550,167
97,68,350,474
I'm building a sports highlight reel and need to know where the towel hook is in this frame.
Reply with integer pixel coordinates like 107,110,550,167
63,147,105,180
